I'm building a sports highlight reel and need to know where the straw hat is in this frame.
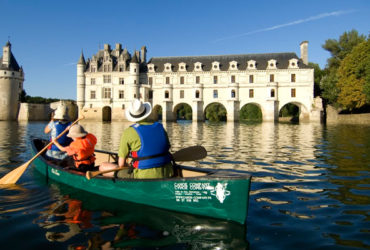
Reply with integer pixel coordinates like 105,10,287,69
53,105,69,120
67,124,88,138
125,99,152,122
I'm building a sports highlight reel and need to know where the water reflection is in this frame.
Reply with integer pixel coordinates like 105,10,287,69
33,181,248,249
0,121,369,249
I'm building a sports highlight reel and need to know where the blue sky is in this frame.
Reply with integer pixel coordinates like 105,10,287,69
1,0,369,99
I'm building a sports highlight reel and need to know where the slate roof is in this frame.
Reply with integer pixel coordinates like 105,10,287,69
147,52,311,72
0,53,21,71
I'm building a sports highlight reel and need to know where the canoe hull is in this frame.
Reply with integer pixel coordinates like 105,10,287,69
31,140,251,224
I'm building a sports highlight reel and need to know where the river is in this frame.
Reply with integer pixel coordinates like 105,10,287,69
0,121,369,249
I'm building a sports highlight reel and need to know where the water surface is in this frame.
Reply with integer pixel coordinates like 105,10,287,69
0,121,369,249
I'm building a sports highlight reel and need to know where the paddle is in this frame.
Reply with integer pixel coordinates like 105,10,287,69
0,116,85,185
85,145,207,180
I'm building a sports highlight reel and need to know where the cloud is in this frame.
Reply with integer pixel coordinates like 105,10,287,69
213,10,356,42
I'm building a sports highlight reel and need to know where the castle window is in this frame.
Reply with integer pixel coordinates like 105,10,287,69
180,90,184,99
213,76,218,84
196,76,200,84
247,60,256,70
119,90,124,99
231,75,236,83
212,62,220,71
91,78,96,85
165,91,169,99
288,58,299,69
195,90,200,98
164,63,172,72
291,88,296,97
180,76,184,84
103,75,111,83
166,77,170,84
119,65,124,72
119,78,124,85
249,89,254,98
103,88,111,98
194,62,203,71
270,74,274,82
267,59,277,69
213,90,218,98
271,89,275,97
149,77,153,84
90,91,96,99
122,104,125,109
291,74,296,82
229,61,238,70
231,90,236,98
179,62,187,71
90,104,93,108
149,90,153,99
249,75,254,83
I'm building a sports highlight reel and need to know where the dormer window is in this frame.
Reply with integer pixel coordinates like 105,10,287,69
229,61,238,70
247,60,256,70
147,63,155,73
164,63,172,72
267,59,277,69
179,62,187,72
212,62,220,71
288,58,299,69
194,62,203,72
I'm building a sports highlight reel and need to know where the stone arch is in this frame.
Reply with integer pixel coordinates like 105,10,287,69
152,104,163,121
173,102,193,121
102,106,111,122
279,101,309,123
240,102,263,122
203,102,227,121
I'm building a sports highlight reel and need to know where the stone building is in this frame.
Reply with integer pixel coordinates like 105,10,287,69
77,41,321,122
0,41,24,120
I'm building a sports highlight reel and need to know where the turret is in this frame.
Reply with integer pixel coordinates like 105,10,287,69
129,51,140,100
0,41,24,120
76,51,86,113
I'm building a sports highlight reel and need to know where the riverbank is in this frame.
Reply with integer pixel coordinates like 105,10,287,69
326,105,370,125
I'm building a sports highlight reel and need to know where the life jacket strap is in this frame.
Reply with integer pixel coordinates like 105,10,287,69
130,152,170,162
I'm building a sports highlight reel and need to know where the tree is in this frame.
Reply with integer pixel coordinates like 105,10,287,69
240,104,262,121
308,62,324,97
320,30,366,105
337,39,370,110
205,103,227,121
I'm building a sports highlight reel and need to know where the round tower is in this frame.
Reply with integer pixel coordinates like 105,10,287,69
128,51,140,100
76,51,86,114
0,41,24,120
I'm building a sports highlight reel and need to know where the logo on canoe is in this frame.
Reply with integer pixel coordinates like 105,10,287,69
209,183,230,203
51,168,60,176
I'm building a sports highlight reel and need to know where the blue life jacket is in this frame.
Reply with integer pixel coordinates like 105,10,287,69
50,122,73,151
130,122,172,169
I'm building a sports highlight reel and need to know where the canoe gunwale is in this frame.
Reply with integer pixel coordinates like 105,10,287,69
32,138,251,182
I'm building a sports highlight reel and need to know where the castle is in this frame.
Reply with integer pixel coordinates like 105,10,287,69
77,41,321,122
0,41,24,120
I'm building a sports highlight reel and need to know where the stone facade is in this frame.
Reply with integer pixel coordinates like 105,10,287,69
0,41,24,120
17,101,78,121
77,41,322,122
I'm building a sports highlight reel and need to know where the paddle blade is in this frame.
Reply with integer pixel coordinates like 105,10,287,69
0,161,31,185
172,146,207,162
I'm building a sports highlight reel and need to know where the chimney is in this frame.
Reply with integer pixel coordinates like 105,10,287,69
104,44,111,51
300,41,308,65
141,46,147,63
135,50,140,62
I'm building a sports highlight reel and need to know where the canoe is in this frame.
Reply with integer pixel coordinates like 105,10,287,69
31,138,252,224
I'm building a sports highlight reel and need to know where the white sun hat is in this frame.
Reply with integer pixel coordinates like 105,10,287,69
53,105,69,120
125,99,152,122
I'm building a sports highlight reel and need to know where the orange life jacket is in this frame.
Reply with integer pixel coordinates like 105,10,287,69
69,133,97,168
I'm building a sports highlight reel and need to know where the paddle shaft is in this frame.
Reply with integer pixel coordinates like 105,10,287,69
86,166,128,180
0,116,84,185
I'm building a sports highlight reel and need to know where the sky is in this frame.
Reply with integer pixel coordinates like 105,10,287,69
1,0,369,100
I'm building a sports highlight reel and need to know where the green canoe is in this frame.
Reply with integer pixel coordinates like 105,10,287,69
31,139,252,224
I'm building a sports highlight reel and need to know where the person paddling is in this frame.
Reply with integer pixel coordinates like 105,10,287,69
44,105,72,160
100,99,174,179
53,124,97,172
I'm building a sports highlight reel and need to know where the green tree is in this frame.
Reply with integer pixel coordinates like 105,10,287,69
240,104,262,121
321,30,366,105
205,103,226,121
308,62,324,97
337,39,370,110
176,104,192,120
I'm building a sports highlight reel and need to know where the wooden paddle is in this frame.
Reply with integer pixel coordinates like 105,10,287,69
85,145,207,180
0,116,85,185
